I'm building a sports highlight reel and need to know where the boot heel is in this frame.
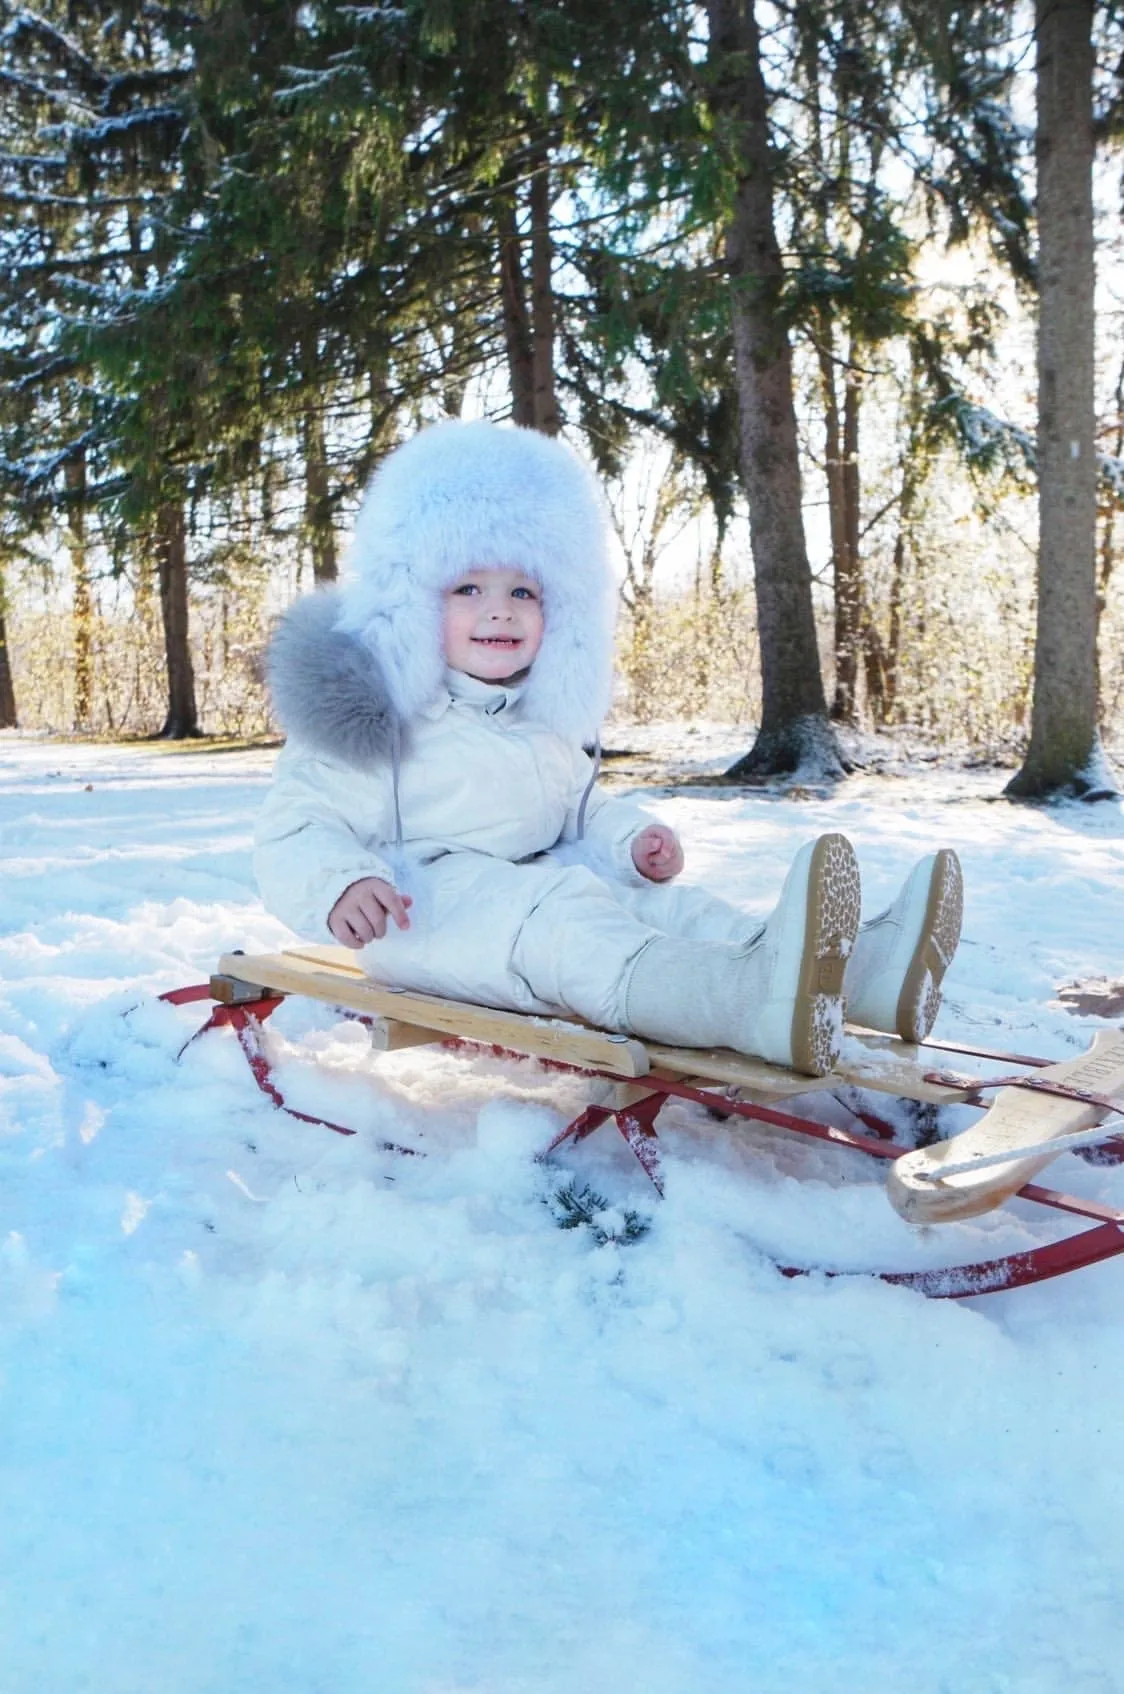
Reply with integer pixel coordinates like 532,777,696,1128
789,833,862,1075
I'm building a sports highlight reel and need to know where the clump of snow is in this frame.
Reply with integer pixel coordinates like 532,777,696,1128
2,733,1124,1691
1076,735,1121,800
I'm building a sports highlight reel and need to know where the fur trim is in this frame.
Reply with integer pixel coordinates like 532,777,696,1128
334,420,617,743
267,589,399,768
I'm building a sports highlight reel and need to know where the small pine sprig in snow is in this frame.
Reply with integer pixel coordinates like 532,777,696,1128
545,1178,651,1246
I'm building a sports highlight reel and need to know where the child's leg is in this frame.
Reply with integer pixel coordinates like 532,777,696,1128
614,878,762,947
363,840,860,1075
359,851,662,1028
619,834,861,1074
619,850,963,1045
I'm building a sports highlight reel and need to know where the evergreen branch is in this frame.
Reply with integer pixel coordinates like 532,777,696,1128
0,189,153,208
0,149,69,170
544,1178,651,1246
2,9,101,91
0,63,95,110
103,66,192,104
8,247,166,277
42,105,186,151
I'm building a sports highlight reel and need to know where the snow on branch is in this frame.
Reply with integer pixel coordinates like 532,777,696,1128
335,5,410,21
0,149,69,171
274,59,373,103
104,65,192,103
0,188,148,208
1099,452,1124,504
945,397,1124,506
949,399,1035,482
0,426,101,493
1,9,100,86
0,63,93,110
11,249,159,278
41,105,185,150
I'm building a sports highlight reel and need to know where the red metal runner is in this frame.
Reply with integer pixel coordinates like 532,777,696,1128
159,986,419,1153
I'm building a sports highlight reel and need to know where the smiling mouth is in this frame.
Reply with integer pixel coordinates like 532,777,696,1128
473,637,521,647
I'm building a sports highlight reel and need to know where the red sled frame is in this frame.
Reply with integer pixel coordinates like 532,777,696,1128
160,983,1124,1301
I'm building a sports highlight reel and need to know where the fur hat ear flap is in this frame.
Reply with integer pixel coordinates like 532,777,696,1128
267,590,399,766
335,420,618,743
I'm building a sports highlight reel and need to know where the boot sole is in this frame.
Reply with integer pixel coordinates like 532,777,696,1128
896,849,963,1043
791,833,862,1076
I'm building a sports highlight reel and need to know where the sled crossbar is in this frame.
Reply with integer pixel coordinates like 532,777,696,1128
156,948,1124,1300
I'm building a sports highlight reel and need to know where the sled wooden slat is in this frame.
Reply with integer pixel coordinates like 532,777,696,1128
289,946,976,1103
215,951,651,1078
888,1028,1124,1223
218,946,978,1107
642,1037,971,1104
284,943,369,977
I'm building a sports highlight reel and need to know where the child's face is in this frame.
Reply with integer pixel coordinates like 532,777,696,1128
442,568,544,683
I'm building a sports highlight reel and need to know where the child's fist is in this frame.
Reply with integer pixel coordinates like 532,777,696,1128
630,824,684,883
328,877,412,947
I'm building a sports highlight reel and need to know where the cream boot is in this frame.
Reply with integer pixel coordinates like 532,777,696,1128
622,834,861,1075
844,849,963,1043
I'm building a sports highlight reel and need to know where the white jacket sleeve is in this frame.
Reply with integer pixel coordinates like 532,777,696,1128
558,748,659,887
253,744,399,941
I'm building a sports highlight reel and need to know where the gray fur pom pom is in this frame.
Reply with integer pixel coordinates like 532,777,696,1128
267,590,399,768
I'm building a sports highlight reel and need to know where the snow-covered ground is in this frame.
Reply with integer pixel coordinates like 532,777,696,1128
2,730,1123,1694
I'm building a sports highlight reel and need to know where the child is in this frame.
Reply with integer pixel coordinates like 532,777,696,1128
255,420,962,1076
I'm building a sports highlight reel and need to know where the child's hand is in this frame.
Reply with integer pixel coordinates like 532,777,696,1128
328,877,413,948
631,825,684,883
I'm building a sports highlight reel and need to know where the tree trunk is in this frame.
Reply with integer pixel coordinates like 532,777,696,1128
817,330,848,712
1007,0,1114,798
0,566,17,729
499,156,559,436
302,376,337,584
873,508,910,727
706,0,844,779
1095,346,1124,644
499,192,536,428
529,157,561,436
65,451,94,733
825,350,864,725
155,502,199,738
839,366,863,713
873,346,929,728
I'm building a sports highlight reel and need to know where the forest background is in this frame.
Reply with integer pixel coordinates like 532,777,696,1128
2,0,1122,796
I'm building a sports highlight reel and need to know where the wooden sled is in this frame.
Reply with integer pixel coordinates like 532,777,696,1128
159,945,1124,1300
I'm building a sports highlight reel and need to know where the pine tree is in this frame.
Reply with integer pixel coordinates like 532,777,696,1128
0,1,199,735
0,560,17,728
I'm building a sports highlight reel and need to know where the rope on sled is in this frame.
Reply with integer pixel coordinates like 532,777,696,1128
913,1114,1124,1182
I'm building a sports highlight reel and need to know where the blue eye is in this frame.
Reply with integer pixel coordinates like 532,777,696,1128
452,584,479,596
512,586,538,600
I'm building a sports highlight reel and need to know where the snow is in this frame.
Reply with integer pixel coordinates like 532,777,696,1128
2,729,1124,1693
41,107,185,149
949,397,1124,511
1078,734,1121,798
953,398,1037,478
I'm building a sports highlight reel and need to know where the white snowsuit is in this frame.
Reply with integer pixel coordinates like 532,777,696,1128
255,662,756,1031
254,420,756,1032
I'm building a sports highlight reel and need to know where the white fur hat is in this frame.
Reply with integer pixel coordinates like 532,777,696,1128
335,419,617,743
